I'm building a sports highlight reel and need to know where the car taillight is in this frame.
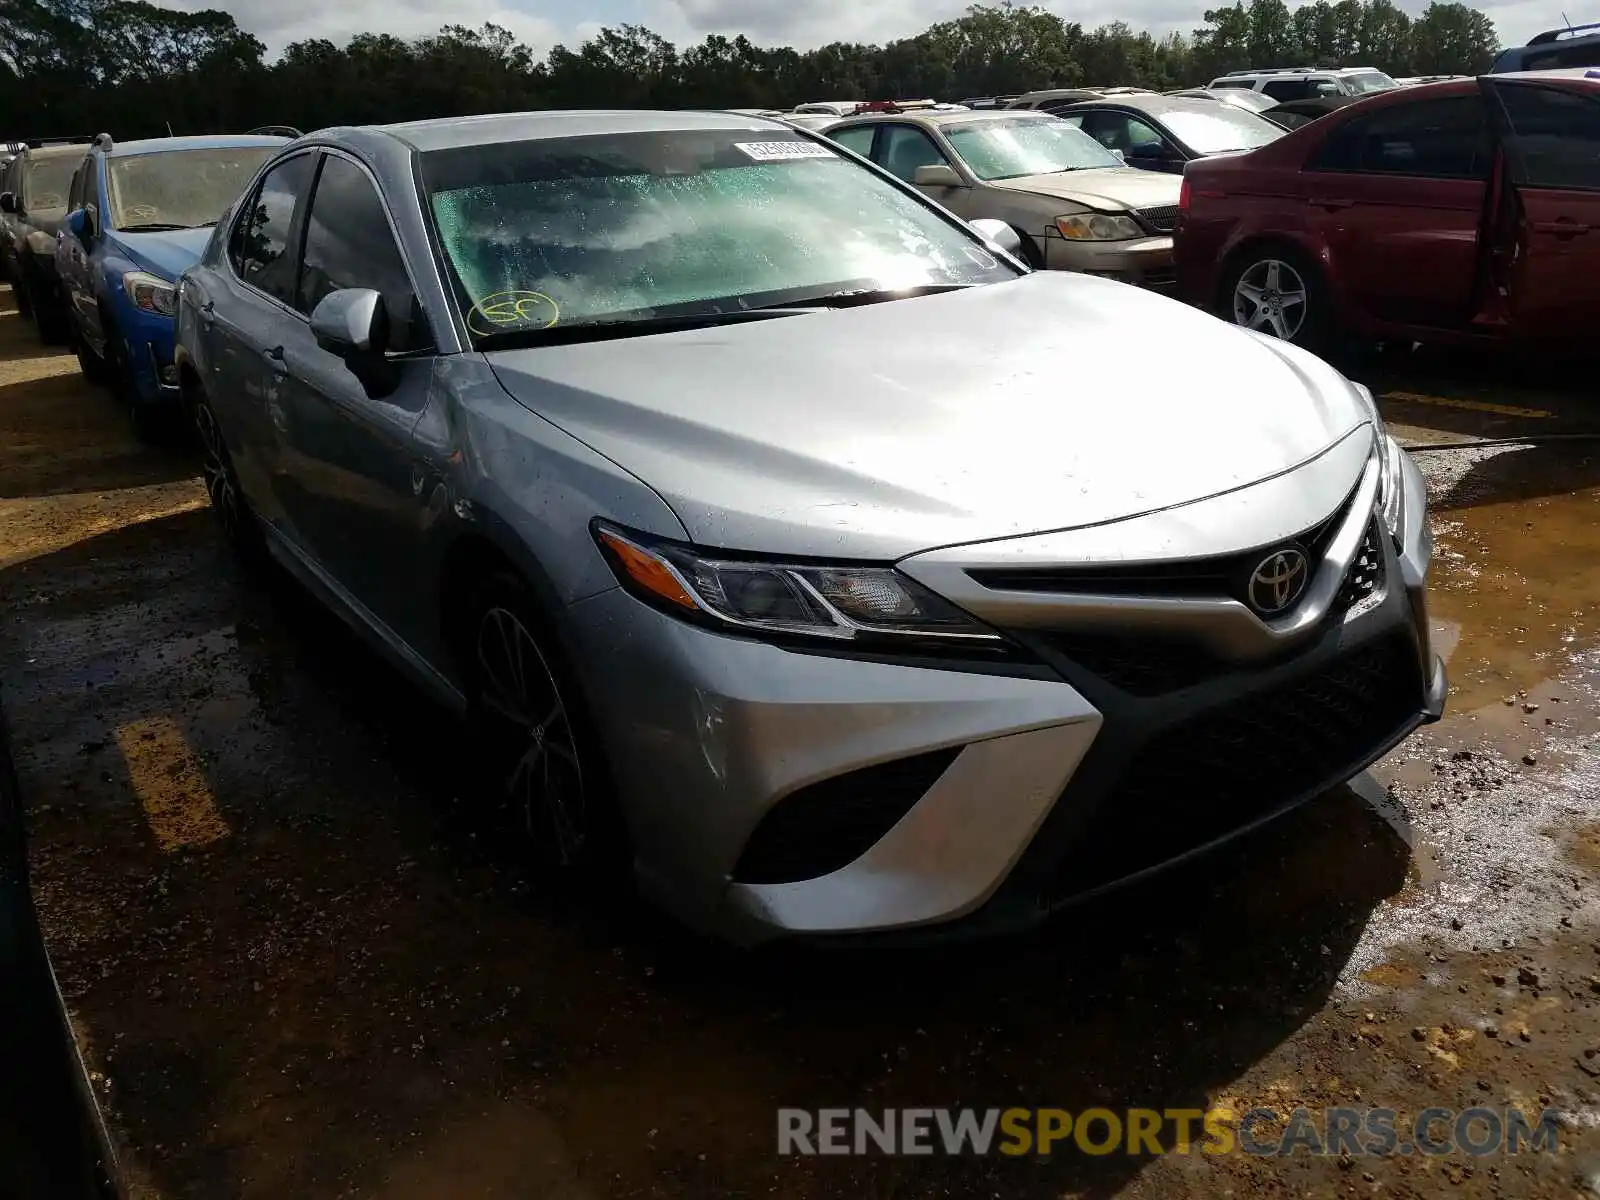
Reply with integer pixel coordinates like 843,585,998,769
1178,175,1191,214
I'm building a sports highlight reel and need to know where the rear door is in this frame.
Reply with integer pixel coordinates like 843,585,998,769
1300,92,1493,329
1485,78,1600,342
209,150,317,522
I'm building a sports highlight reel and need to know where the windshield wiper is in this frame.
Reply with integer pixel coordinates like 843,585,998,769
117,222,190,232
756,283,975,309
476,307,816,350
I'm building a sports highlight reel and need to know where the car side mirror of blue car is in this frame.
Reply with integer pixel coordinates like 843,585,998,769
67,208,89,243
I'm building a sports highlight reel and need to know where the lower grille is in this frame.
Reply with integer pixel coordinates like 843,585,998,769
1047,634,1420,896
1335,520,1387,615
1044,631,1225,697
732,748,960,885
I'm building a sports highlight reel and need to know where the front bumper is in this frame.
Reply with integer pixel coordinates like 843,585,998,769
112,304,180,406
570,441,1439,946
1045,232,1176,291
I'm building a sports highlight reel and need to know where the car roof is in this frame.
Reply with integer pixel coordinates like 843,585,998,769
834,108,1048,129
1492,66,1600,83
371,109,798,152
105,134,290,158
1060,94,1244,117
19,143,88,161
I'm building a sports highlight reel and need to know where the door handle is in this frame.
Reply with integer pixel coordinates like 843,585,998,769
199,299,215,325
263,344,287,373
1530,219,1589,238
1314,198,1354,210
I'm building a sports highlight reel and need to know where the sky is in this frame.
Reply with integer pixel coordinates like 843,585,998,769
158,0,1571,62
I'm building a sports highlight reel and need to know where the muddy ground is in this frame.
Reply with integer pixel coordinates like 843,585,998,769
1,283,1597,1200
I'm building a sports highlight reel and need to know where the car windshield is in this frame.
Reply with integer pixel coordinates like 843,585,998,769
942,116,1122,180
1161,106,1284,153
1345,70,1399,93
23,154,79,210
108,146,278,230
421,129,1018,344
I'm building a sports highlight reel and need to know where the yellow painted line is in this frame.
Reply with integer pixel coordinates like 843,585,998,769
114,716,231,852
1381,390,1552,419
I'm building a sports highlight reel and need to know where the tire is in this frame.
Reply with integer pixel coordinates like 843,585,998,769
458,571,625,879
12,271,31,319
72,322,113,385
190,386,263,561
1220,246,1330,350
26,269,68,345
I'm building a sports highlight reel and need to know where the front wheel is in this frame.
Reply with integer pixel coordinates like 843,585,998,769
1222,250,1328,348
461,573,623,878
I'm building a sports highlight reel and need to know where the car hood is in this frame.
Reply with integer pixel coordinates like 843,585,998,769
485,272,1369,561
986,166,1182,213
109,227,213,281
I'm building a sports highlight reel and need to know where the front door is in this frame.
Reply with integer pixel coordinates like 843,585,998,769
270,150,437,644
57,161,95,339
1488,78,1600,343
875,123,973,216
1300,91,1493,329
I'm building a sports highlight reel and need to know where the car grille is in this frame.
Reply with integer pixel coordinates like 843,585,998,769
1044,633,1420,898
731,748,960,885
969,484,1357,608
1336,520,1387,615
1137,204,1180,233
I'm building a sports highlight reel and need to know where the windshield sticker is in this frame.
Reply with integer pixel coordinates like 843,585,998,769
466,290,561,337
733,141,836,162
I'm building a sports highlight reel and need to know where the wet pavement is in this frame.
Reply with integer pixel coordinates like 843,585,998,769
1,285,1598,1199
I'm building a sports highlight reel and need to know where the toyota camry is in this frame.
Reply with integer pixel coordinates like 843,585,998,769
174,111,1445,944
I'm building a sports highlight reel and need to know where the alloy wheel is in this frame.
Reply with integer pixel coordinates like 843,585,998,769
194,399,242,539
1232,258,1308,341
474,605,587,864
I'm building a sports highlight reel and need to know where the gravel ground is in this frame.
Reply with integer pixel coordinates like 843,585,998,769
1,288,1597,1199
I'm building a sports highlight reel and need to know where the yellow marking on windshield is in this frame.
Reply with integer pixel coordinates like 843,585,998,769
466,290,560,337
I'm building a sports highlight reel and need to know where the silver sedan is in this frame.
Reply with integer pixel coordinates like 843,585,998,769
175,110,1444,945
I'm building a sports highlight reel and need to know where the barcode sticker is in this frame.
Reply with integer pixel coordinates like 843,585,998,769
734,141,836,161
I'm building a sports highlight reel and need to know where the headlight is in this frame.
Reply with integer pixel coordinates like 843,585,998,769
1353,382,1405,541
1055,213,1143,241
593,522,1002,646
123,271,177,316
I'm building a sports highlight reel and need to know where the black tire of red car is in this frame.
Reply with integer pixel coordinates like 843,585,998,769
1219,244,1331,352
455,569,628,885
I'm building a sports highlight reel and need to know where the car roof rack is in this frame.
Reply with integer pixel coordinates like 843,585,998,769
22,135,94,149
247,125,303,138
1527,20,1600,43
91,132,113,151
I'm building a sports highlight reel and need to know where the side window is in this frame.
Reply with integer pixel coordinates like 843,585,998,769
231,152,315,305
829,125,877,157
1523,42,1600,70
879,125,948,182
1079,111,1165,153
1262,79,1313,101
1309,95,1490,179
1496,83,1600,190
296,154,422,351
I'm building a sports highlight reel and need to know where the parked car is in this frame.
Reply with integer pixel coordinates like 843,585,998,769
1261,94,1361,130
826,109,1182,286
1053,94,1283,172
1490,22,1600,72
777,112,841,131
53,132,288,437
1175,71,1600,349
1005,88,1109,112
1164,87,1280,113
1209,66,1400,100
175,109,1442,944
0,140,90,340
792,101,859,116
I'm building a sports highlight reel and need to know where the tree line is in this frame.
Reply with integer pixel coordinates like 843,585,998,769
0,0,1502,141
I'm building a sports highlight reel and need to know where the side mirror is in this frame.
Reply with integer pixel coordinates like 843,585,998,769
912,163,964,188
0,191,15,215
310,287,387,357
67,208,89,243
1125,141,1167,161
969,218,1024,259
309,287,397,397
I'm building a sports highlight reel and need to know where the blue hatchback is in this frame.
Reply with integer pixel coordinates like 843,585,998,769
55,133,288,434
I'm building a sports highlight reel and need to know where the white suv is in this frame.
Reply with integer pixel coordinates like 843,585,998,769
1207,66,1399,101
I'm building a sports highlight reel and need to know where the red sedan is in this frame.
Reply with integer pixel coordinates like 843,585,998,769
1174,69,1600,349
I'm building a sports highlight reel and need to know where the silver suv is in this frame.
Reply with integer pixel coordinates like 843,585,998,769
1208,66,1400,101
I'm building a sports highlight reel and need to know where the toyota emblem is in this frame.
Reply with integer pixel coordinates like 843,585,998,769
1248,548,1310,614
